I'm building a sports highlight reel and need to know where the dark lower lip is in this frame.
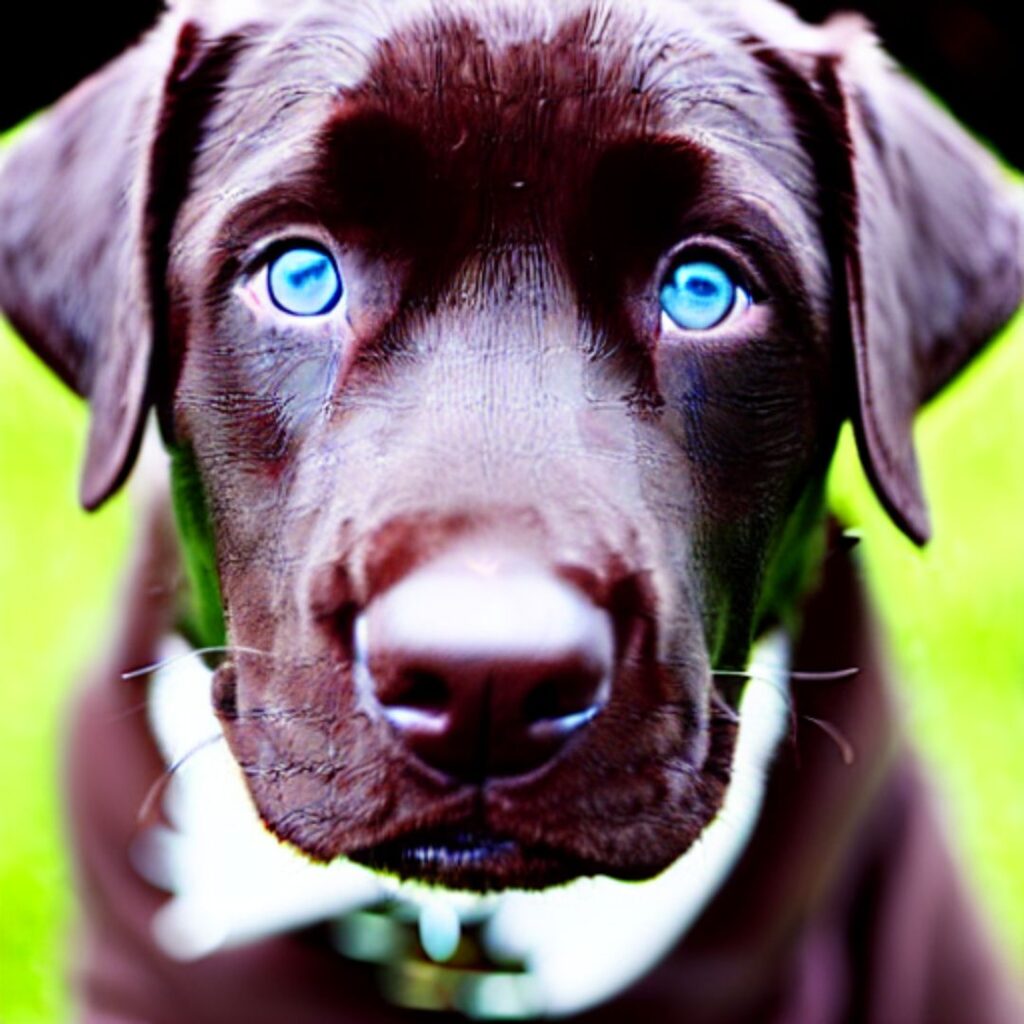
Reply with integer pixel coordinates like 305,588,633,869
349,827,590,892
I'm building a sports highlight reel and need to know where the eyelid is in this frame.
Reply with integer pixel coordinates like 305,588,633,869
658,238,762,297
233,225,340,280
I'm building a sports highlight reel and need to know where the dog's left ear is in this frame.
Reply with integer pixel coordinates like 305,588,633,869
0,17,240,510
826,25,1023,545
751,11,1024,545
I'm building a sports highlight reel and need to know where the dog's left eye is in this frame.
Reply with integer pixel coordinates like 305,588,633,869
659,259,751,332
267,246,343,316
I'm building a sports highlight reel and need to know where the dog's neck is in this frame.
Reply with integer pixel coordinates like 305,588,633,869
135,630,791,1018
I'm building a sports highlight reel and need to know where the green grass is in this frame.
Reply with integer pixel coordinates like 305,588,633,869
0,327,129,1024
0,308,1022,1022
829,313,1024,950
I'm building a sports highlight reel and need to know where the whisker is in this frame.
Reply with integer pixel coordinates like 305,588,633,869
106,697,153,724
709,692,741,726
711,666,859,683
711,667,790,703
802,716,856,766
788,668,860,682
135,732,226,827
122,645,271,681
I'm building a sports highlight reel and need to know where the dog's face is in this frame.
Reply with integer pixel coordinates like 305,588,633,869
167,0,840,888
0,0,1020,891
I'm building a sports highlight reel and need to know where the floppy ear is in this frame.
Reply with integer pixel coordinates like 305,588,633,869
820,24,1024,544
748,9,1024,545
0,16,239,510
814,20,1024,544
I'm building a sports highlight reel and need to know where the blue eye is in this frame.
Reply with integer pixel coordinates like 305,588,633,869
659,259,748,331
267,246,342,316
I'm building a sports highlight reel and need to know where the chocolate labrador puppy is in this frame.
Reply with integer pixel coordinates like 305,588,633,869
0,0,1020,1020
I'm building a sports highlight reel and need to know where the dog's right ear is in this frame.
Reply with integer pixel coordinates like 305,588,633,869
0,17,241,510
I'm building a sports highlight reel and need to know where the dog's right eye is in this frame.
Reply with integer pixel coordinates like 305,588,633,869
659,259,750,332
267,246,343,316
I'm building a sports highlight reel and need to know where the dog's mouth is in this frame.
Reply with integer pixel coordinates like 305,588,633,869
349,824,593,891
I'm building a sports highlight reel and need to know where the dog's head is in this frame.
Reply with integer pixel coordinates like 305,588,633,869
1,0,1020,890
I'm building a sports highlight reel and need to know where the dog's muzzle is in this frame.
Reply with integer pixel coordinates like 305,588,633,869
137,630,791,1018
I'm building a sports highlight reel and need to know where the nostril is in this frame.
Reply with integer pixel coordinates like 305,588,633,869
386,668,449,712
523,678,563,724
522,670,606,726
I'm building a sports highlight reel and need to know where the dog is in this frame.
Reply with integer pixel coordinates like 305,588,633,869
0,0,1021,1020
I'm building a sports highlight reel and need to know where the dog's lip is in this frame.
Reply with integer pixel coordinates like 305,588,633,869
348,825,591,891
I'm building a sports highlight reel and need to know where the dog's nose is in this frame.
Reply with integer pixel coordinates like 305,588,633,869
354,556,614,780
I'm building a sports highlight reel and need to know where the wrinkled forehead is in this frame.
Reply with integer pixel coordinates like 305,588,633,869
177,0,822,282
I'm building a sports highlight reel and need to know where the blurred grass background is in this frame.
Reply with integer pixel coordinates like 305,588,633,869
0,271,1023,1021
